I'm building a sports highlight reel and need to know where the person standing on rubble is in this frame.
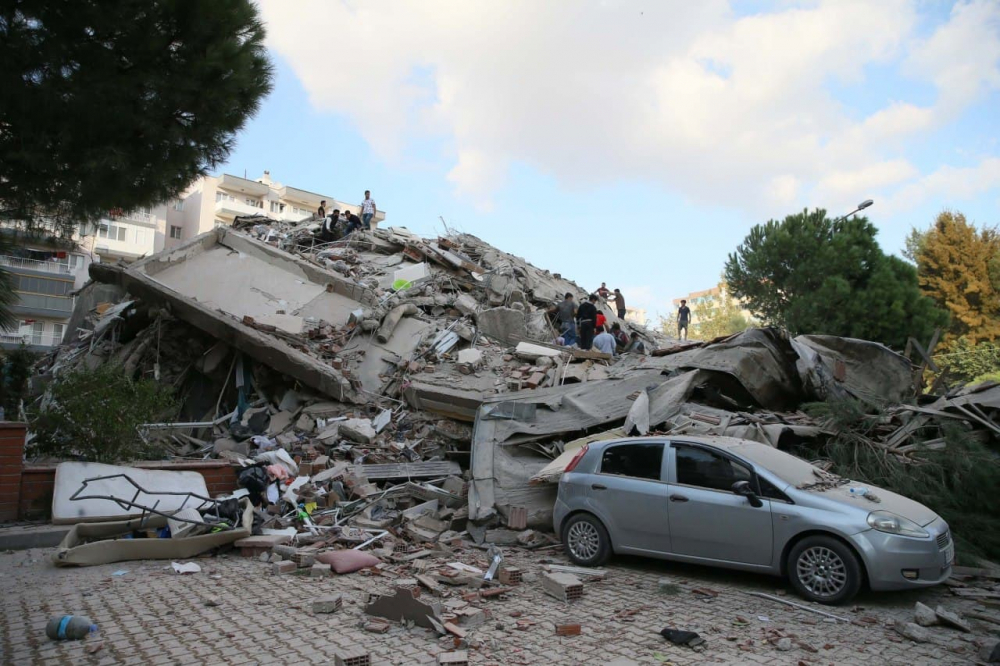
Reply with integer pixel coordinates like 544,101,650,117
317,200,327,220
593,325,617,355
554,292,578,346
577,294,599,350
612,288,627,320
610,322,629,351
597,282,610,299
361,190,377,229
677,299,691,340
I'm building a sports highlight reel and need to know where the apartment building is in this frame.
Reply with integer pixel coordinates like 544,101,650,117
164,171,386,248
671,282,755,332
0,172,381,351
0,231,91,352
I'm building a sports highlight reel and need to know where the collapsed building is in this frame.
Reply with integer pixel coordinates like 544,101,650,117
31,215,1000,557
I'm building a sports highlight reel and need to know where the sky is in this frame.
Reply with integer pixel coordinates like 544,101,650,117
219,0,1000,322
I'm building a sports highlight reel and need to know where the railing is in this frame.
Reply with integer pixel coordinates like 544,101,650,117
0,332,63,347
0,255,73,275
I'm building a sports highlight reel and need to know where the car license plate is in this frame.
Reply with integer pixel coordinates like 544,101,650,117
943,542,955,566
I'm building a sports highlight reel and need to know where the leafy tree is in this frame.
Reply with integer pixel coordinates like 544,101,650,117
724,208,946,349
0,343,38,418
0,0,274,233
911,211,1000,348
29,364,177,462
937,337,1000,384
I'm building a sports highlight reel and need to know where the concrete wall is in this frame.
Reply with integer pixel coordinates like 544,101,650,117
0,423,239,523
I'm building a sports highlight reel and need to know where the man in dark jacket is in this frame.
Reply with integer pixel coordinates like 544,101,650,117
576,294,599,350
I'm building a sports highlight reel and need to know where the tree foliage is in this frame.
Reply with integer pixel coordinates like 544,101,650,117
911,211,1000,348
29,364,177,462
937,337,1000,385
0,0,273,232
724,208,946,349
0,343,37,418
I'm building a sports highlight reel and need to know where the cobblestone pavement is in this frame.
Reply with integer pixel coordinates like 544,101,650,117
0,545,992,665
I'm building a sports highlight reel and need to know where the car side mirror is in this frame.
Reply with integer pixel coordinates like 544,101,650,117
732,480,763,508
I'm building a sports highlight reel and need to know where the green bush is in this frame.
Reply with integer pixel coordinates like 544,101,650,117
0,344,38,417
940,338,1000,384
800,400,1000,563
29,364,178,462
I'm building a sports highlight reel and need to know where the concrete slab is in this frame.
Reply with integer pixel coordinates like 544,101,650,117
0,524,71,551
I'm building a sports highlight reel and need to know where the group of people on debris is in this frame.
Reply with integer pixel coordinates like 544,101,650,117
551,286,645,355
315,190,378,243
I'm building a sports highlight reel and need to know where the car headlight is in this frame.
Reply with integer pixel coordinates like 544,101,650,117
867,511,929,538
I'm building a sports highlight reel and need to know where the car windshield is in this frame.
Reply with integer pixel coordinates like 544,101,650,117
727,441,830,487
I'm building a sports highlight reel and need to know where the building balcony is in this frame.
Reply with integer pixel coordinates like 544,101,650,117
10,293,74,316
215,198,267,220
0,255,74,276
0,331,64,351
219,174,270,196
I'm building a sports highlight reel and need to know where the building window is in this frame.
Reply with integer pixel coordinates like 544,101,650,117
98,222,128,241
170,226,183,240
52,323,64,344
269,201,285,214
173,200,184,211
14,275,73,296
31,321,44,345
215,191,235,203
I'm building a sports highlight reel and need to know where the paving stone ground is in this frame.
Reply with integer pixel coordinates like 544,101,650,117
0,545,991,665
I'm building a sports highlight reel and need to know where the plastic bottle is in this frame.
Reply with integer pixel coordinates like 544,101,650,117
45,615,97,641
848,486,869,496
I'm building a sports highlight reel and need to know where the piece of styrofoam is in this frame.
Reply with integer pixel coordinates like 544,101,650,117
52,462,210,525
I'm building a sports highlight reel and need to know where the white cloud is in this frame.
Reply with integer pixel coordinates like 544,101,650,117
881,157,1000,214
260,0,1000,213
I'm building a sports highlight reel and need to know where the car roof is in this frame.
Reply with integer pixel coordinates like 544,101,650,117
589,434,821,486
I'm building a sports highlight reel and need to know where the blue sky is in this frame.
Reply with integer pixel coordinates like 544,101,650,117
221,0,1000,322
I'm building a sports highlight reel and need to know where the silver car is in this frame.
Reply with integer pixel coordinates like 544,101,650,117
553,435,953,605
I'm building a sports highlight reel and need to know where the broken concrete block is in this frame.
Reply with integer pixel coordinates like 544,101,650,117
340,418,376,444
775,637,793,651
272,560,296,575
267,410,294,436
453,293,479,316
312,594,343,613
363,619,390,633
310,563,332,578
295,414,315,433
935,605,972,632
438,651,469,665
477,307,527,344
914,601,937,627
894,620,931,643
365,586,443,629
334,648,371,666
541,571,583,602
506,506,527,530
457,348,483,368
212,438,248,456
235,534,291,556
456,607,488,628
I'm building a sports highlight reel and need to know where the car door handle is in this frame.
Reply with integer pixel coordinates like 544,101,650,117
591,484,607,490
670,494,689,502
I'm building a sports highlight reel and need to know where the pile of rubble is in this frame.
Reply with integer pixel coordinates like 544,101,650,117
31,214,1000,548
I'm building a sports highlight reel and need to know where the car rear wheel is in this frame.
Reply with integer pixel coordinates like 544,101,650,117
562,513,611,567
787,535,863,605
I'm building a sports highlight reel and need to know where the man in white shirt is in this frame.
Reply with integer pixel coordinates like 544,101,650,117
592,326,617,355
361,190,377,229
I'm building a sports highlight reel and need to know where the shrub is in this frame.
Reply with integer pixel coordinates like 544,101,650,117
29,364,178,462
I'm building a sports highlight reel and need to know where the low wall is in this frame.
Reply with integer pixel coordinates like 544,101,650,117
0,422,240,522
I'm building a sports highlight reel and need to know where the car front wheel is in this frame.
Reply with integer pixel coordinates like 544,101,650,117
562,513,611,567
787,535,863,605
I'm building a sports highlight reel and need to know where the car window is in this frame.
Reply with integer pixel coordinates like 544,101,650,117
599,443,664,481
757,475,790,502
674,445,751,492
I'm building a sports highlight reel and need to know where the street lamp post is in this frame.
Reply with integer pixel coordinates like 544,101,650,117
834,199,874,222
